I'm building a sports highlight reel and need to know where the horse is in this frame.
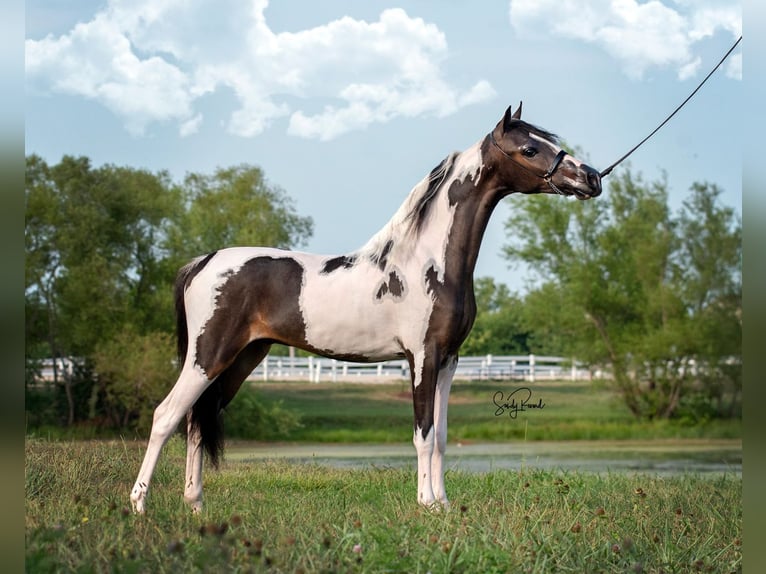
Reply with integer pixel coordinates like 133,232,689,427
129,103,602,513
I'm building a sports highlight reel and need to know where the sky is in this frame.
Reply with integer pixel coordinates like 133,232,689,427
25,0,742,292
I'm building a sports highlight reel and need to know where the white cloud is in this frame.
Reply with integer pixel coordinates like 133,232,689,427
26,0,494,139
26,12,196,136
677,57,701,81
509,0,741,81
726,53,742,80
179,114,203,138
459,80,497,108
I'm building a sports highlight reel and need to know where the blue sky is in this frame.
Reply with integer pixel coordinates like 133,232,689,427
25,0,742,292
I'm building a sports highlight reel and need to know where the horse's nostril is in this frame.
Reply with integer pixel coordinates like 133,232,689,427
585,167,601,194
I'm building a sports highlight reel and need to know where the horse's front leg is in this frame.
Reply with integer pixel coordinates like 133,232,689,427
411,352,452,508
430,356,457,507
183,410,204,513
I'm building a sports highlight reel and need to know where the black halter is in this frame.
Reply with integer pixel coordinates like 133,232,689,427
489,132,569,196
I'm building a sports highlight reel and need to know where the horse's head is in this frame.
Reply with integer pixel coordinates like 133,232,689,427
487,103,601,200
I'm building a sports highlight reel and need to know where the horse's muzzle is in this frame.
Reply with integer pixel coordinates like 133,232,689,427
579,165,602,198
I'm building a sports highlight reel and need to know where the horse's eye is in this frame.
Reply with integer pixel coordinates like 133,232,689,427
522,147,538,158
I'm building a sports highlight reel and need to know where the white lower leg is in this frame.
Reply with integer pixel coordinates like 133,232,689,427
130,372,208,513
431,370,453,507
430,437,448,507
414,426,436,506
130,429,171,514
183,413,204,513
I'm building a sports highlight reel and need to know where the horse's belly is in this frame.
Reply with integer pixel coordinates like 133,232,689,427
299,272,431,362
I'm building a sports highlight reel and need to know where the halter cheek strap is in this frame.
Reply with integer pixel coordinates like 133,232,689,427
544,150,567,180
543,149,568,196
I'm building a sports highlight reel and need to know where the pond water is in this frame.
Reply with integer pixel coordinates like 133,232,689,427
227,439,742,477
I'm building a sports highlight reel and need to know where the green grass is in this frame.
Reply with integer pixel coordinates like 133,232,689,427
26,380,742,443
244,380,742,443
26,438,741,573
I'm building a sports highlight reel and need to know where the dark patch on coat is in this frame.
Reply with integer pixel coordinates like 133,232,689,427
369,239,394,271
403,346,434,439
446,174,480,207
424,264,441,296
412,378,435,439
375,270,406,301
316,350,374,363
320,254,357,274
195,256,307,378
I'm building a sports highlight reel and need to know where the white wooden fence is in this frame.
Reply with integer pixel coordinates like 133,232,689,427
247,354,591,383
32,354,593,385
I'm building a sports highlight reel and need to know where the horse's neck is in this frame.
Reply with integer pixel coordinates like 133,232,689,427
360,139,499,280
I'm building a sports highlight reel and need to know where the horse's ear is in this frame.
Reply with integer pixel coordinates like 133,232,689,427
512,101,523,120
501,102,523,132
502,105,514,132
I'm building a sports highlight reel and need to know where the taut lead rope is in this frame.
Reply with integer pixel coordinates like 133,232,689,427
599,35,742,179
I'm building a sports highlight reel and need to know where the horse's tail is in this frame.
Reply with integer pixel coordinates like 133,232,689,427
175,252,225,468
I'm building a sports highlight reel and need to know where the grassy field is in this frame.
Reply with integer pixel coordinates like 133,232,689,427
26,439,741,573
243,380,742,443
26,380,743,571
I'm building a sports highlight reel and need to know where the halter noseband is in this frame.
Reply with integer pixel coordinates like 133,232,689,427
489,132,569,196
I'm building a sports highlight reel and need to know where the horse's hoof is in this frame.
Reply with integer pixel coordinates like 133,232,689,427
130,487,146,514
131,499,145,514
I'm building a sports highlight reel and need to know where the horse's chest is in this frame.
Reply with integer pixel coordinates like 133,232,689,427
431,292,474,333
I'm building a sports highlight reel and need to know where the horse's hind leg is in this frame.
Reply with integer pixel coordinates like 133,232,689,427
183,410,204,513
130,365,210,514
183,341,272,512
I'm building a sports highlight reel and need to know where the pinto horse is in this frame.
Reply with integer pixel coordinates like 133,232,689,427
130,103,601,513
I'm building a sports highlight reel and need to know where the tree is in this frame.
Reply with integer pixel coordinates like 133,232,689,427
92,329,178,431
675,183,742,418
503,170,741,420
25,156,314,431
25,155,180,425
168,165,313,259
461,277,529,355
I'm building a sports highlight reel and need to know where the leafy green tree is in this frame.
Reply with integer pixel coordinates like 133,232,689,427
675,183,742,418
503,170,741,420
25,156,314,431
25,155,180,424
92,329,178,430
169,165,313,259
461,277,529,355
